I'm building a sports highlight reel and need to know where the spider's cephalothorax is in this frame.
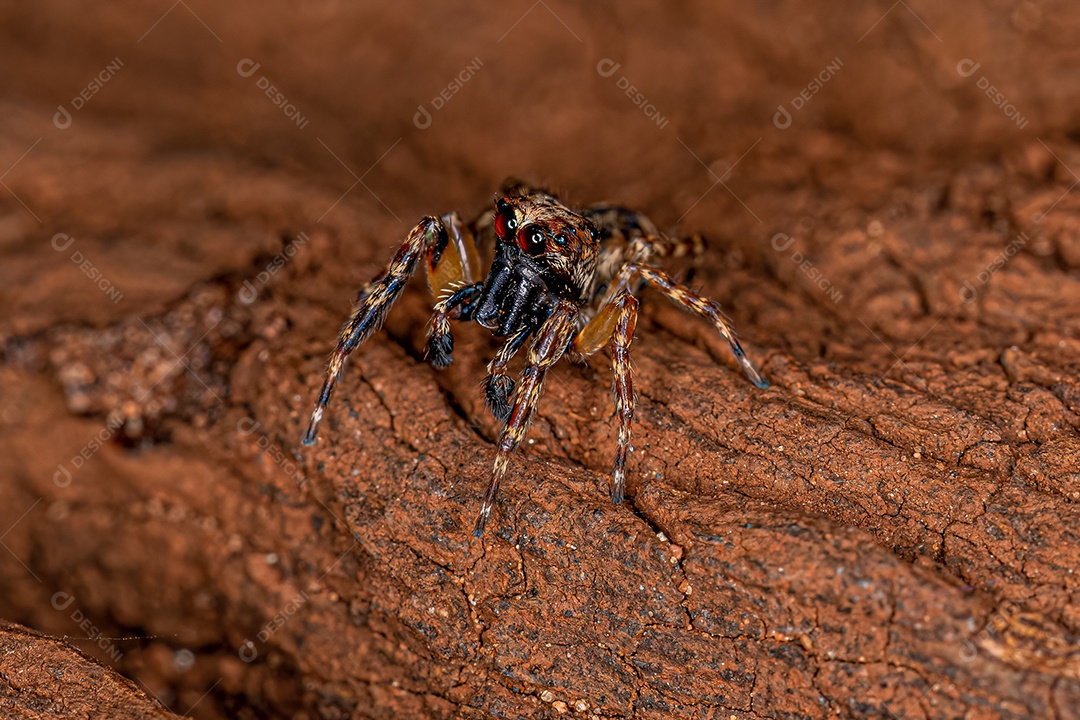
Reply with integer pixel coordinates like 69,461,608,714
471,192,599,338
302,180,769,536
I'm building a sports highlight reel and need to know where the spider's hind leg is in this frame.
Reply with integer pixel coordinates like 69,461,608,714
641,231,706,263
582,205,707,302
582,202,709,258
582,204,661,244
621,263,769,389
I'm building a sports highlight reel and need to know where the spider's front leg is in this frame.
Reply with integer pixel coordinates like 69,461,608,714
573,292,640,504
473,301,579,537
302,212,479,445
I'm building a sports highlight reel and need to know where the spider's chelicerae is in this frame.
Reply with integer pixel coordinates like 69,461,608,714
302,179,769,536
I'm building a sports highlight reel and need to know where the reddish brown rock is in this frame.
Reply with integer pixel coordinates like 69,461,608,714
0,622,177,719
1,2,1079,718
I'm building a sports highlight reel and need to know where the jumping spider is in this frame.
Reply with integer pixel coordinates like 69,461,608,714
302,180,768,536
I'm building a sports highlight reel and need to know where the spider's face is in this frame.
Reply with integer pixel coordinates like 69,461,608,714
492,195,599,302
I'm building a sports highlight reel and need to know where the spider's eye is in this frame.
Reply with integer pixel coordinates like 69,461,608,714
494,201,518,239
518,225,546,255
553,234,568,248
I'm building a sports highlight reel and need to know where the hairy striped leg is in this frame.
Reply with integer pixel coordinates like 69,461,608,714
474,301,579,537
586,208,707,309
303,213,477,445
636,232,706,262
574,293,640,504
610,263,769,389
349,211,480,312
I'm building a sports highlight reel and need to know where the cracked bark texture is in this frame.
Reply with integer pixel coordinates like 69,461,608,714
0,622,178,719
1,1,1079,718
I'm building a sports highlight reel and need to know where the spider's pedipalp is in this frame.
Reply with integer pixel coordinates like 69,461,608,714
474,301,579,537
425,281,484,368
482,325,531,422
483,374,515,422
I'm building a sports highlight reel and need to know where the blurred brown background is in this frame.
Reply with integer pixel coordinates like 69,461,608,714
1,2,1079,719
3,1,1077,335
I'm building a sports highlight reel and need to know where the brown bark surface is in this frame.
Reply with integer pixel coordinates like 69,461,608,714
1,2,1079,718
0,622,177,719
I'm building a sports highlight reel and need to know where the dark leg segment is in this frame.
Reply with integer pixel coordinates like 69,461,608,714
303,217,447,445
425,282,483,368
474,301,579,537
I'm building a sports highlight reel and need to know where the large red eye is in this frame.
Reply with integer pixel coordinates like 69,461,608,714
518,225,546,255
494,201,517,239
